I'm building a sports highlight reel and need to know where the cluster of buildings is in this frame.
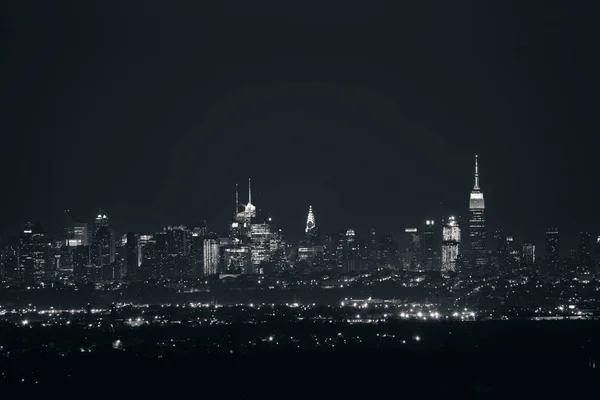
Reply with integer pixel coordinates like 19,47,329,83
0,156,597,285
287,155,597,279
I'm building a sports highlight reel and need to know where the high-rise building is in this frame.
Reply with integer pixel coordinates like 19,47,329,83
422,220,437,270
378,235,398,269
506,236,521,267
94,213,109,236
579,231,591,269
441,216,461,274
93,226,116,281
125,232,141,279
522,241,535,267
226,180,256,273
343,229,359,273
203,238,220,275
306,205,315,233
250,219,272,266
403,228,420,270
17,222,50,283
366,229,378,269
468,155,486,268
298,206,320,266
305,205,320,244
545,228,559,270
66,223,89,247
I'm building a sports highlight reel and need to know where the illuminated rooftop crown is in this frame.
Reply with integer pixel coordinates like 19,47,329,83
469,154,485,210
305,205,316,233
235,178,256,221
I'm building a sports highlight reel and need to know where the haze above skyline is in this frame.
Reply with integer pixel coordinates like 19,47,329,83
2,1,598,249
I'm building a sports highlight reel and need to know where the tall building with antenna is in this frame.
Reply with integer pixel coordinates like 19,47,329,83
469,155,486,269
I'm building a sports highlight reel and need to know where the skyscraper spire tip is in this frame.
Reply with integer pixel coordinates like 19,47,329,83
474,154,480,190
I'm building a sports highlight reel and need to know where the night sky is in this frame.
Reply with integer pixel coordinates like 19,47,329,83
2,1,598,249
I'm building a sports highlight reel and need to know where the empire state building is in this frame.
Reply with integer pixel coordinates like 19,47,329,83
469,155,486,267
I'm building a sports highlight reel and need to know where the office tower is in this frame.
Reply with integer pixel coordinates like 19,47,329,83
322,235,335,267
250,218,272,266
93,226,116,281
297,242,314,263
64,210,90,247
94,212,109,235
17,222,50,283
378,235,398,269
203,237,220,276
468,155,486,268
579,231,591,270
343,229,359,273
227,180,256,273
31,222,50,282
441,216,461,274
545,228,559,271
190,224,208,277
125,232,140,279
1,238,18,281
333,231,345,270
66,223,89,247
522,241,535,267
403,228,420,270
159,225,192,278
16,223,35,282
57,244,74,279
493,229,508,270
422,220,436,270
366,229,378,269
505,236,521,266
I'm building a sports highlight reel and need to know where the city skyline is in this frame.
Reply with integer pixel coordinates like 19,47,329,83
3,154,592,257
2,2,599,395
2,2,598,251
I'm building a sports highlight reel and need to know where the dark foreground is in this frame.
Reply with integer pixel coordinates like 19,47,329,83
1,351,598,397
1,320,599,397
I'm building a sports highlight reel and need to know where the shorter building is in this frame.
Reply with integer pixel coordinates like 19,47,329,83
203,238,220,276
441,216,460,274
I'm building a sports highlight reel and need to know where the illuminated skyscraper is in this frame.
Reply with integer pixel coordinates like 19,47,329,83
305,205,320,243
468,155,486,268
227,180,255,273
441,216,461,274
250,218,272,266
203,237,220,275
306,206,315,233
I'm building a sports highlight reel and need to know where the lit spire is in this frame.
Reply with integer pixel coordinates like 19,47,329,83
235,183,239,214
305,205,316,233
473,154,480,190
244,178,256,216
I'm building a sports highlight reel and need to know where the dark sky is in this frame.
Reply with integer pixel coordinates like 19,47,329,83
1,1,598,250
